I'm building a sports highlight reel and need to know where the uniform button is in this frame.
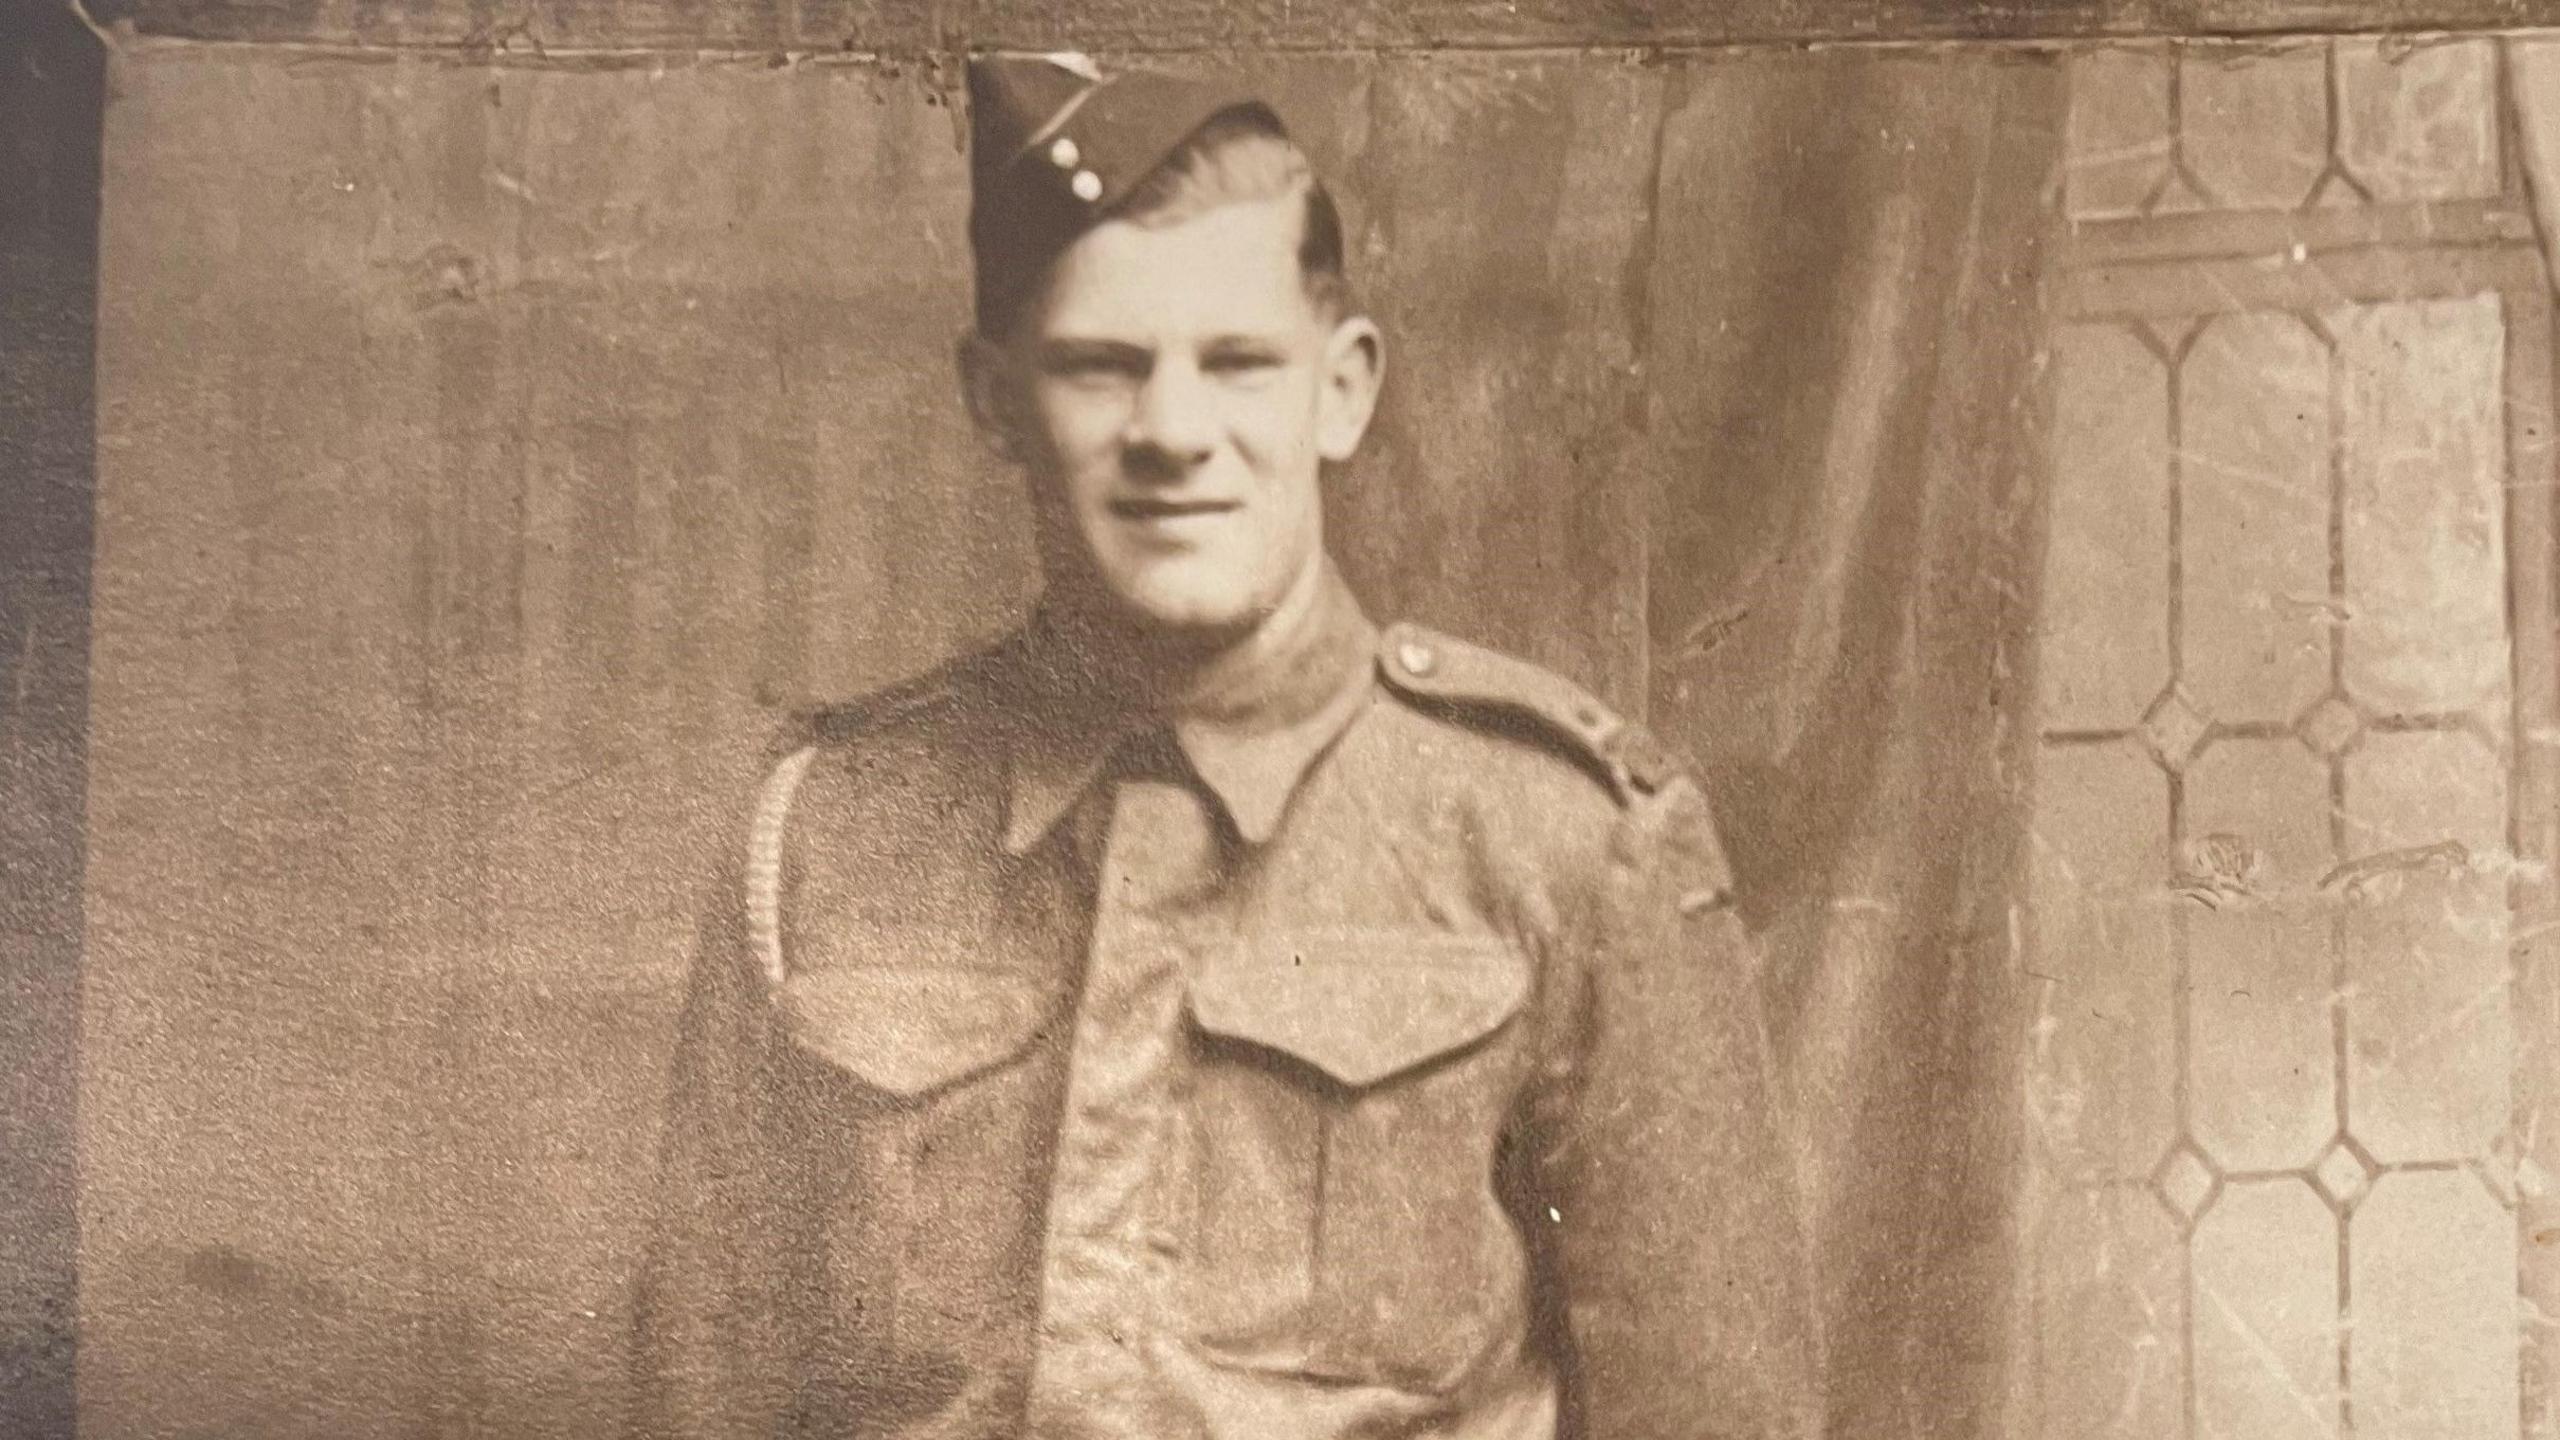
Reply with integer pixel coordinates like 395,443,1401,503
1070,168,1104,202
1049,135,1081,169
1396,638,1438,677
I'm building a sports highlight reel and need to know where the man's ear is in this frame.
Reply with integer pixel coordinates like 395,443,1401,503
1315,313,1384,464
956,330,1025,461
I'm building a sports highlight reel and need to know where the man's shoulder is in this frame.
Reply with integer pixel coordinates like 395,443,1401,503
1367,622,1734,911
736,638,1018,975
1368,621,1695,811
741,636,1018,845
766,635,1018,762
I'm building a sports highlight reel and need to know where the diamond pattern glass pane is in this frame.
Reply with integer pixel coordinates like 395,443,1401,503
2335,38,2501,204
2296,694,2363,758
2141,686,2212,772
2193,1181,2340,1440
2032,743,2177,1180
2343,731,2511,1164
2336,296,2510,720
2067,46,2174,220
2182,314,2332,724
2185,739,2337,1171
2035,1184,2188,1440
2045,325,2172,731
2177,44,2329,212
2351,1170,2520,1437
2310,1139,2377,1211
2157,1140,2221,1222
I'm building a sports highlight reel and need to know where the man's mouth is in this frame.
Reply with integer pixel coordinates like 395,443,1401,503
1107,497,1242,522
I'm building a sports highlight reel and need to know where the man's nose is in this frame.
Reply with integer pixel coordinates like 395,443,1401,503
1123,358,1216,478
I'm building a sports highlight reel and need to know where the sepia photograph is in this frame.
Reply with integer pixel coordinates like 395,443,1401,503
2,1,2556,1436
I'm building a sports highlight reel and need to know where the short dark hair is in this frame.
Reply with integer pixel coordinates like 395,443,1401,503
980,105,1351,339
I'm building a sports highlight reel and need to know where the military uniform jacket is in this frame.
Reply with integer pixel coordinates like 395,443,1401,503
632,571,1820,1440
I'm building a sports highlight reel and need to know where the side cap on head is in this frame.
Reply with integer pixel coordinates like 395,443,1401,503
967,52,1276,334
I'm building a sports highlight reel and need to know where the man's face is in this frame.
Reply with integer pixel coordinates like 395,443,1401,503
980,188,1380,639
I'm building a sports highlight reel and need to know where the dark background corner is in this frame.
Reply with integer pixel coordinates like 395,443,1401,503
1,3,104,1438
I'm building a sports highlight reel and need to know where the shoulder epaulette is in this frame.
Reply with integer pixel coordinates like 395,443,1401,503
1374,621,1695,808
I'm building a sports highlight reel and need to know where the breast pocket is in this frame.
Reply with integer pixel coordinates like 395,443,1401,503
1179,930,1536,1393
769,956,1062,1388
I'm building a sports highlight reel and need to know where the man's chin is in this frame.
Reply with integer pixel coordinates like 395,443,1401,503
1090,578,1271,646
1038,550,1290,654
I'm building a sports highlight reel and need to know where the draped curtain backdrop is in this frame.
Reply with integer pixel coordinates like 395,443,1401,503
1644,51,2062,1439
71,40,2063,1440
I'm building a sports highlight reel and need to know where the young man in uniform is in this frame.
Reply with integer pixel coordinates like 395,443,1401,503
633,53,1819,1440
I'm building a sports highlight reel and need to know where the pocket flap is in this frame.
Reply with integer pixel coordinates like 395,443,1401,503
776,966,1050,1098
1188,931,1530,1088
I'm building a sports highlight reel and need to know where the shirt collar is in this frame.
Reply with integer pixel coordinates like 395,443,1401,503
998,563,1377,854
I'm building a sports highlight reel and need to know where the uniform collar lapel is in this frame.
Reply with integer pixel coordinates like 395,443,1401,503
999,563,1377,855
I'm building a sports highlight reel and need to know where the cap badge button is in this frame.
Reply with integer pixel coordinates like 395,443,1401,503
1069,168,1104,202
1048,136,1081,169
1396,639,1438,678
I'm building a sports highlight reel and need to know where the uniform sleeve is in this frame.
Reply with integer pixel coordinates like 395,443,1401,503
627,767,817,1440
1536,775,1823,1440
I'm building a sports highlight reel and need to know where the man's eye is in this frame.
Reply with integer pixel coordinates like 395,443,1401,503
1204,350,1283,378
1044,350,1143,382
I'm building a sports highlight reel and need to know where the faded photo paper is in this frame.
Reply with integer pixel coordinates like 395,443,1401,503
1,3,2556,1438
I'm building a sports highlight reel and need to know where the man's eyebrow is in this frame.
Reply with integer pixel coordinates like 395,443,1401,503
1033,336,1152,362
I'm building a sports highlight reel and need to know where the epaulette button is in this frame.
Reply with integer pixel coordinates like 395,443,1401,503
1395,638,1439,679
1613,729,1677,794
